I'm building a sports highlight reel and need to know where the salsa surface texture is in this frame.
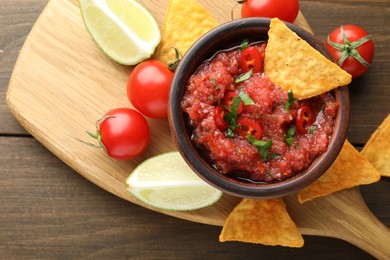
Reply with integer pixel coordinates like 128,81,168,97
181,43,337,183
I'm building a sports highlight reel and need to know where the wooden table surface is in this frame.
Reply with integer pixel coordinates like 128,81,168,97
1,0,389,258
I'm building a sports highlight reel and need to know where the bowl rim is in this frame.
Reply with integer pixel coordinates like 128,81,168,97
168,18,350,199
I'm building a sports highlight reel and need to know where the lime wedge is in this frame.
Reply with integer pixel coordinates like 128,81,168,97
126,152,223,211
79,0,161,65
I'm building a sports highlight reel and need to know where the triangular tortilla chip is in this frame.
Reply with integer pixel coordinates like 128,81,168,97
264,18,352,100
219,198,304,248
155,0,219,63
361,114,390,177
298,140,381,203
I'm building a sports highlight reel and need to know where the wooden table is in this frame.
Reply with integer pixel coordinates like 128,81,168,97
1,0,389,258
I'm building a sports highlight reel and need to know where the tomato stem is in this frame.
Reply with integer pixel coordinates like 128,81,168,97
327,26,373,68
167,47,182,72
81,130,102,149
78,115,114,152
86,130,100,141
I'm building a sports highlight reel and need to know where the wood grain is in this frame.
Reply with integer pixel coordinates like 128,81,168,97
1,136,389,258
0,1,388,256
6,0,313,225
0,0,49,135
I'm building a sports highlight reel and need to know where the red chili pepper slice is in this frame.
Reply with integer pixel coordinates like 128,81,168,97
223,91,244,114
296,105,316,134
214,105,228,131
237,117,262,139
240,46,263,73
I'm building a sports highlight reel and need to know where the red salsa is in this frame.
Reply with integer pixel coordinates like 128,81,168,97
181,42,338,183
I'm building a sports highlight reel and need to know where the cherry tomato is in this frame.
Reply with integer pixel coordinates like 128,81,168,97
223,92,244,114
240,46,263,73
237,117,262,139
296,105,316,134
127,60,174,118
326,25,374,78
241,0,299,23
214,105,228,131
93,108,149,160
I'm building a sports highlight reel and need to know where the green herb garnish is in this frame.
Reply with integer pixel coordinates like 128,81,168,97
235,69,253,83
308,126,316,134
270,152,281,159
240,38,249,50
238,90,255,105
285,90,294,112
321,102,326,111
246,135,273,161
285,126,296,146
223,96,241,137
227,96,240,117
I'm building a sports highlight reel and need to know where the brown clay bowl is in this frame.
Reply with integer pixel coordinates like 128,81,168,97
168,18,350,199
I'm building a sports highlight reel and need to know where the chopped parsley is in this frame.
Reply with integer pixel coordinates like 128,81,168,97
240,38,249,50
238,90,255,105
246,135,273,161
285,90,294,112
321,102,326,111
308,125,316,134
220,91,254,138
270,152,281,159
210,78,220,89
223,96,241,138
235,69,253,83
285,126,296,146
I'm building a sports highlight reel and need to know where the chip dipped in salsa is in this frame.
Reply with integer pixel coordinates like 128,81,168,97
181,42,338,183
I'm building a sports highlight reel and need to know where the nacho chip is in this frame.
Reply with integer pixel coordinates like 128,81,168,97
298,140,381,203
361,114,390,177
219,198,304,248
155,0,219,63
264,18,352,100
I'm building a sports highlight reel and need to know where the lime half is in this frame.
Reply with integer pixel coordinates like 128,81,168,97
126,152,222,211
79,0,161,65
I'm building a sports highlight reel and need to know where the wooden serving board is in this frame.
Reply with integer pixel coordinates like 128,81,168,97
6,0,390,258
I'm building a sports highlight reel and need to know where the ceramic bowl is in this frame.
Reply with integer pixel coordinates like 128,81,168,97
168,18,350,199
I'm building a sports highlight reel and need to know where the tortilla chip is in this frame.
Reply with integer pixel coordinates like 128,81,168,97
155,0,219,63
298,140,381,203
361,114,390,177
219,198,304,248
264,18,352,100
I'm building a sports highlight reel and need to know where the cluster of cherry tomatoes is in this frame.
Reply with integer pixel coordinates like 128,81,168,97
88,0,374,161
85,59,174,160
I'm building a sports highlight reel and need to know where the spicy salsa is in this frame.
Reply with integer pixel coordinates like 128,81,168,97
181,42,338,183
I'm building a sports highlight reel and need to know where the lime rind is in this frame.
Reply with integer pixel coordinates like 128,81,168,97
79,0,161,65
125,152,223,211
129,185,222,211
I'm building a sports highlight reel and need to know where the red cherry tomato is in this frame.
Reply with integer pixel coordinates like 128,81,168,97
127,60,174,118
214,105,228,131
241,0,299,23
223,92,244,114
296,106,316,134
325,25,374,78
95,108,149,160
237,117,262,139
240,46,263,73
